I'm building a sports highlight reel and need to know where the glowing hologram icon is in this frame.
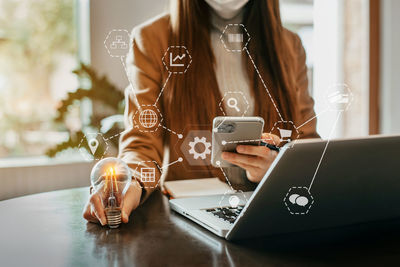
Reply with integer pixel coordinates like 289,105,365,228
218,191,248,218
110,35,128,50
139,109,158,128
219,91,249,116
229,195,240,208
133,104,163,132
288,194,309,206
162,46,192,74
134,160,163,189
179,129,212,168
277,127,292,143
227,97,240,112
220,24,250,52
328,91,350,104
169,52,185,67
104,29,131,58
269,121,299,148
88,139,99,155
78,133,109,161
228,33,243,43
188,136,212,160
283,187,314,215
140,167,156,183
325,83,353,111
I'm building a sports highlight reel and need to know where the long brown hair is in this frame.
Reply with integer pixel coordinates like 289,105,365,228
164,0,298,132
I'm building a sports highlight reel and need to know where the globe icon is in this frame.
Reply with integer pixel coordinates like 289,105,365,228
139,109,158,128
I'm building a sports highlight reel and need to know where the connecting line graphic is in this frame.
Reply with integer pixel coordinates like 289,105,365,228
308,111,343,191
154,72,172,105
244,47,284,121
104,127,133,141
218,166,234,190
104,123,183,142
161,157,183,170
159,124,183,139
297,109,329,129
222,137,273,145
120,57,142,111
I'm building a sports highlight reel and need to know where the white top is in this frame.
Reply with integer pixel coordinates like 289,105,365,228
209,9,254,184
209,9,255,117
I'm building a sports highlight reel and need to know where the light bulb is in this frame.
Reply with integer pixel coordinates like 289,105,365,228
90,157,131,228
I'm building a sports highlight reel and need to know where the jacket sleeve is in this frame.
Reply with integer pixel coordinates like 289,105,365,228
292,34,320,139
118,26,165,203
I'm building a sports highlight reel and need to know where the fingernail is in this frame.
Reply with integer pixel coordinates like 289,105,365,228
236,146,243,152
122,211,128,223
101,218,106,226
221,153,228,159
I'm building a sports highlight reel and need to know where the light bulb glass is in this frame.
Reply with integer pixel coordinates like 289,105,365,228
90,157,131,228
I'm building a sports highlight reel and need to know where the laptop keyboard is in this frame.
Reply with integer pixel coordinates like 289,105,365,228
205,206,244,224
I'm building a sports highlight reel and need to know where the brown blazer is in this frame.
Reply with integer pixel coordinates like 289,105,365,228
118,14,319,202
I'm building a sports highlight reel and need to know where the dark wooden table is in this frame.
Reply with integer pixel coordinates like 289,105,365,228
1,188,400,267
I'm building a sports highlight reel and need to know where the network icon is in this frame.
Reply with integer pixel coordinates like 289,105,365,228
110,35,128,50
104,29,130,57
133,104,163,132
139,109,158,128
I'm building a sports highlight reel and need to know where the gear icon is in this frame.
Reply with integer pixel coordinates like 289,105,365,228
188,136,211,160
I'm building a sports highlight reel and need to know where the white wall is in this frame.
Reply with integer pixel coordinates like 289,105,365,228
313,0,344,139
0,161,93,200
380,0,400,134
90,0,167,91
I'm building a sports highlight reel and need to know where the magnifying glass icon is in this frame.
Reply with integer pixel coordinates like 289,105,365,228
227,97,240,112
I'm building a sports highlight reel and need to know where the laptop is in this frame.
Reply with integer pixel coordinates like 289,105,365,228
169,135,400,240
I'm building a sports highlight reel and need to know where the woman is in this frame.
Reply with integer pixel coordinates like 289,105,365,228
83,0,318,225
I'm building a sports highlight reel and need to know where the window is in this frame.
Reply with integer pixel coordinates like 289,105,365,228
281,0,370,138
0,0,79,158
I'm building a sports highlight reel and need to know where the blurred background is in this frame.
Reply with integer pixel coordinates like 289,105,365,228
0,0,399,200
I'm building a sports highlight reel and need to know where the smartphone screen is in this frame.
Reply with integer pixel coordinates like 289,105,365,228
211,116,264,167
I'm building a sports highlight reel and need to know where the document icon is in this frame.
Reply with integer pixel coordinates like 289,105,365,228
228,33,243,43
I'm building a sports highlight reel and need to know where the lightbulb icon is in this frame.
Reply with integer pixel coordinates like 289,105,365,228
90,157,131,228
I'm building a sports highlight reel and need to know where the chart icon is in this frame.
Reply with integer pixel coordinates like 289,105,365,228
162,46,192,74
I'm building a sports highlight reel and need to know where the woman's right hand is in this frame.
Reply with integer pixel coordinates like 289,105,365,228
82,180,142,225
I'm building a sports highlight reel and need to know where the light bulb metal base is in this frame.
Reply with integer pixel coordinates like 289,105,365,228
105,207,121,228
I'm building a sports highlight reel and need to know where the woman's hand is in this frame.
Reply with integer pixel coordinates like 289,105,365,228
221,133,280,183
82,180,142,225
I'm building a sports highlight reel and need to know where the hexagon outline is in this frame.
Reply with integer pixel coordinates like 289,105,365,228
269,120,300,148
325,83,354,112
218,91,250,116
132,104,163,133
180,129,213,166
104,29,131,58
283,186,314,215
133,160,163,189
220,23,251,53
161,45,192,74
78,132,109,161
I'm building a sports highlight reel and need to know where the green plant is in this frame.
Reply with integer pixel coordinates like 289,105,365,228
45,63,125,157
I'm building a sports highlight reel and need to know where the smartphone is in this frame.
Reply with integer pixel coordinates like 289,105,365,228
211,116,264,168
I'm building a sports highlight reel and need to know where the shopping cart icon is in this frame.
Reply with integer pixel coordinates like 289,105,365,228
278,128,292,142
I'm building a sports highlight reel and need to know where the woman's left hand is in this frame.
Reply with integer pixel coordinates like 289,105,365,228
221,133,281,183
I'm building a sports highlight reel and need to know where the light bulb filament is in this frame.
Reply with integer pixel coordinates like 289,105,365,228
112,167,118,193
